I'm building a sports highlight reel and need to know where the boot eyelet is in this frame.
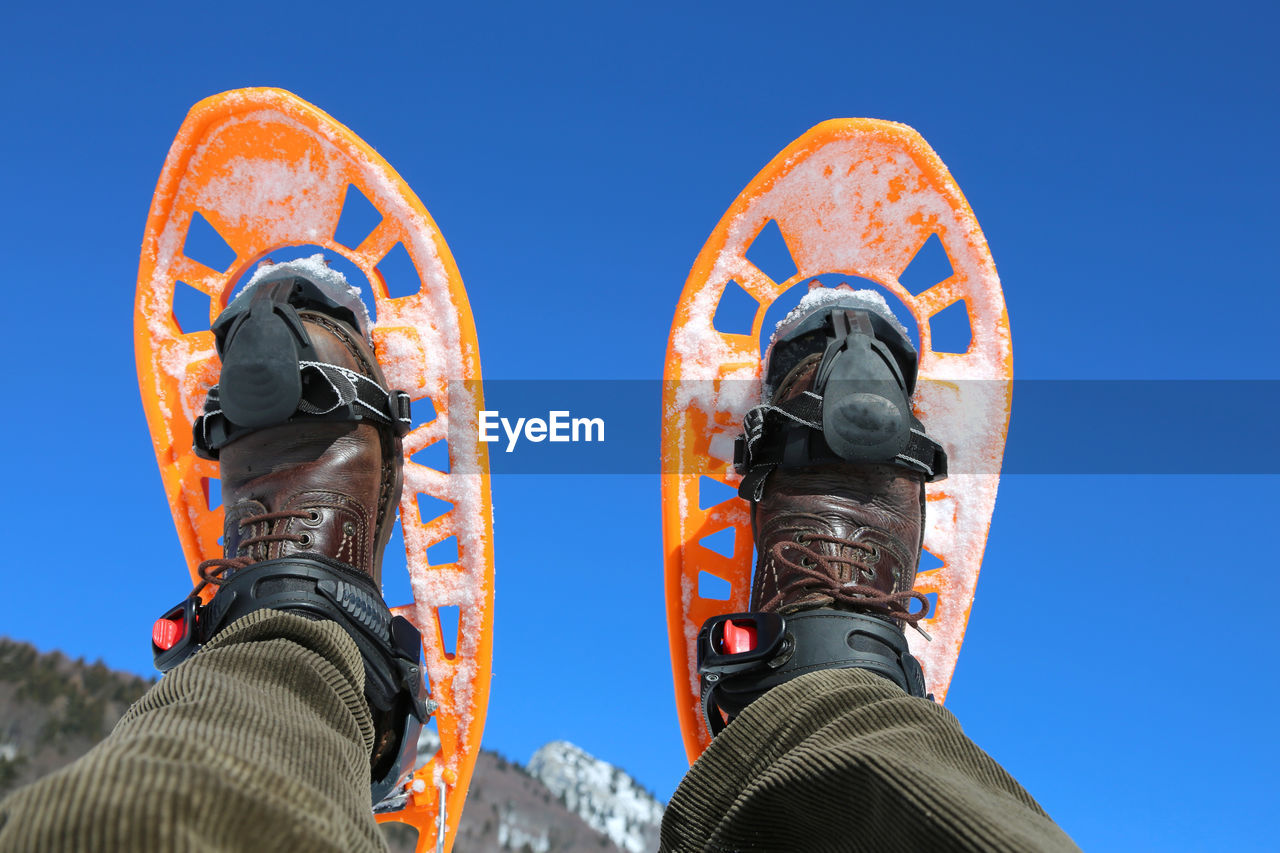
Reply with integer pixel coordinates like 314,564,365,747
799,557,815,568
795,533,810,545
297,533,313,548
304,510,322,526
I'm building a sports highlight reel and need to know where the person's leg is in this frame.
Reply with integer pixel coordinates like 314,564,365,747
0,610,382,853
664,293,1078,852
0,261,417,852
661,668,1077,852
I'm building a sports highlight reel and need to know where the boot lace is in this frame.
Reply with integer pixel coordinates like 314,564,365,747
194,509,314,595
762,533,931,630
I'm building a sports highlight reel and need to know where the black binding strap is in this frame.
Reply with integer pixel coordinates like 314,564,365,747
195,364,412,459
734,399,947,500
698,610,928,736
151,556,431,804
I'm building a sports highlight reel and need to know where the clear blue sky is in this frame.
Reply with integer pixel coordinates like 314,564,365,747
2,1,1277,849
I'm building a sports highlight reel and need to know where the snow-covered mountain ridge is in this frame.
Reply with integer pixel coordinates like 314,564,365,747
397,727,663,852
527,741,665,853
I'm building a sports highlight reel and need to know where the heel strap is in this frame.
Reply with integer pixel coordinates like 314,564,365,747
698,609,929,736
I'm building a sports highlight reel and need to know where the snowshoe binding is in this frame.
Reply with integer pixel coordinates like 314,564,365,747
734,289,948,502
194,258,411,459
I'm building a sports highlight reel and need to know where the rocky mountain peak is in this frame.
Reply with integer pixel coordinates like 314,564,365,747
527,740,664,853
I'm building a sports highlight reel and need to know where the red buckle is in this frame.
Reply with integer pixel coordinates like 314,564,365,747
722,618,757,654
152,614,185,651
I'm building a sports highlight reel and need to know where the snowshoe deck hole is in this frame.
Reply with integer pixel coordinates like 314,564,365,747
333,183,384,252
928,298,973,354
698,475,738,512
375,241,421,300
437,605,460,657
698,526,737,560
698,570,732,601
744,218,799,286
380,518,412,609
899,232,953,297
918,548,944,576
410,440,450,474
712,279,760,336
182,210,237,274
202,476,221,512
427,536,459,567
416,493,454,527
173,279,214,334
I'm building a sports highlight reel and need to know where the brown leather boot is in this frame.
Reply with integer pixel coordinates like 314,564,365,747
700,292,940,733
750,353,928,629
168,261,422,805
194,264,404,591
215,307,403,587
742,288,937,629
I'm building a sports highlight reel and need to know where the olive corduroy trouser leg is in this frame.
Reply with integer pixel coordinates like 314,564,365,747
660,668,1080,852
0,615,1078,852
0,610,385,853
